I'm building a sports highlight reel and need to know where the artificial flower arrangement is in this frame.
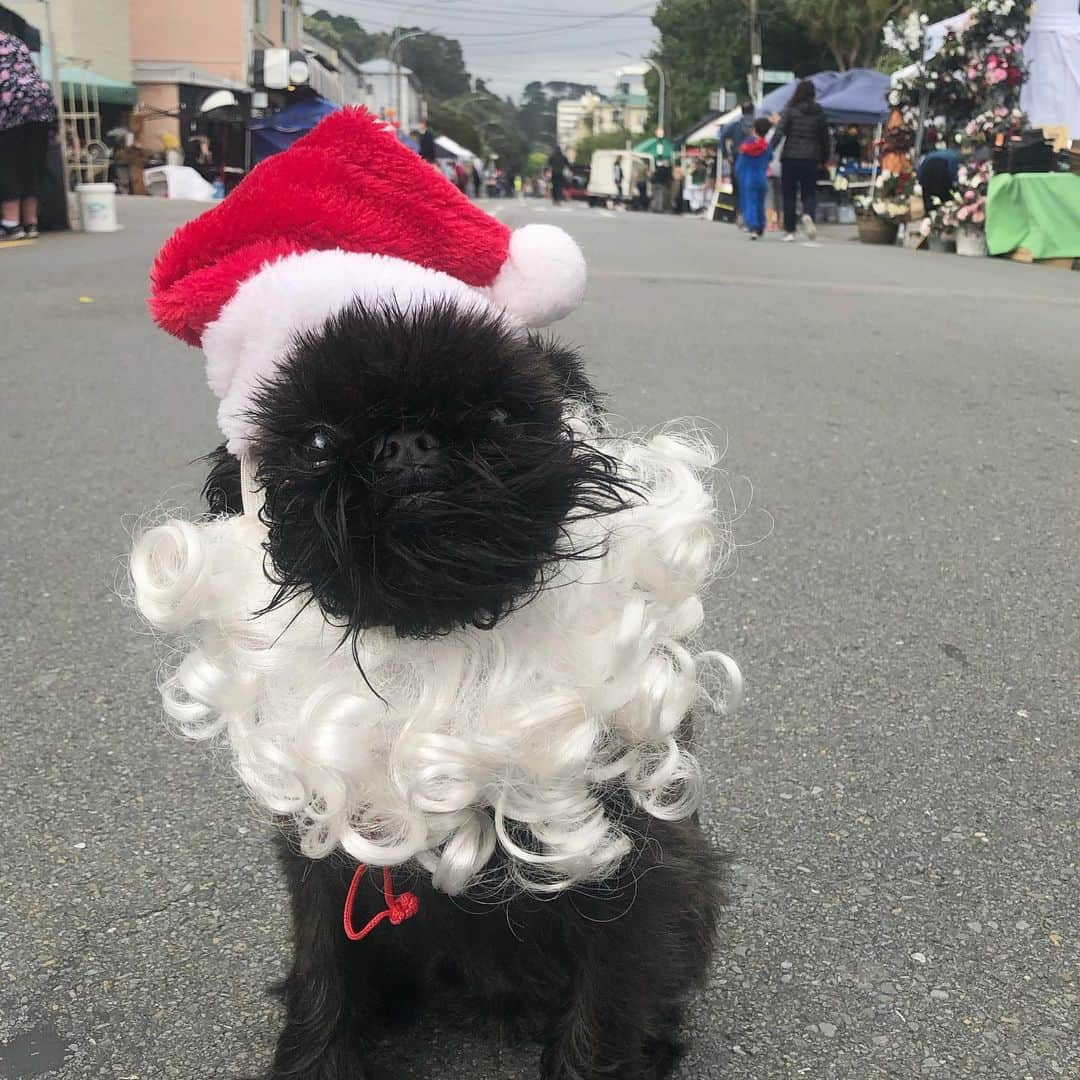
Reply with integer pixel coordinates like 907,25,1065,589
920,195,960,239
953,160,991,231
855,169,919,221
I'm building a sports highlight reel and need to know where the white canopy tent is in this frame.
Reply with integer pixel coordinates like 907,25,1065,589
684,106,742,147
1021,0,1080,137
435,134,481,165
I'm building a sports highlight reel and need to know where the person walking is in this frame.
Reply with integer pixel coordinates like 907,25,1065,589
773,80,831,242
0,31,57,241
416,119,437,165
734,117,774,239
720,101,755,226
549,147,567,203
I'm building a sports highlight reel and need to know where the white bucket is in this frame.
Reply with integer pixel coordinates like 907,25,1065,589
76,183,119,233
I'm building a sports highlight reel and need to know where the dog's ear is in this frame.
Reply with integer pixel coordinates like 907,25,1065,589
532,334,598,406
202,444,243,516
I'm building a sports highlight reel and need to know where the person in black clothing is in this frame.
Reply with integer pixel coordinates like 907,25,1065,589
417,120,437,165
773,80,831,241
549,148,567,203
835,124,862,165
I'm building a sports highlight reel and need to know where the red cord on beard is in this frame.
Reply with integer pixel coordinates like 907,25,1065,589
343,863,420,941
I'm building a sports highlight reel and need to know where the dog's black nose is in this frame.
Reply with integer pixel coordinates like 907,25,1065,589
373,429,444,472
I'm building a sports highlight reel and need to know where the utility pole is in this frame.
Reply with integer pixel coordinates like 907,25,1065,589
748,0,762,106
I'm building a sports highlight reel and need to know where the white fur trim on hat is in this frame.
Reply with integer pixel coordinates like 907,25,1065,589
200,250,496,455
487,224,587,328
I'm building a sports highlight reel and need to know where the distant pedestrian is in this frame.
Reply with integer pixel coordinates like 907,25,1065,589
773,79,831,242
453,160,469,192
549,148,567,203
650,158,672,213
416,119,437,164
471,163,482,197
613,156,624,203
734,117,774,239
0,31,57,241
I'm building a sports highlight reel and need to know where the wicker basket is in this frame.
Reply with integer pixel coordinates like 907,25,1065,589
857,215,899,245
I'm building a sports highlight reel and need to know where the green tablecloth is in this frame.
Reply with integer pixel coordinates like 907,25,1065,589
986,173,1080,259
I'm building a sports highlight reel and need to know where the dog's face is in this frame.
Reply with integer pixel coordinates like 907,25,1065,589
235,301,626,639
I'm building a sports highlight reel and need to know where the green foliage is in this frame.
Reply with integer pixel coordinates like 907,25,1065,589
305,11,380,62
304,12,469,101
447,89,529,176
518,81,598,150
394,27,471,101
426,101,482,156
525,150,550,177
573,129,634,161
785,0,906,70
651,0,833,134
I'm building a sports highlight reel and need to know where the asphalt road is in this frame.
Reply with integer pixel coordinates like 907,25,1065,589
1,196,1077,1080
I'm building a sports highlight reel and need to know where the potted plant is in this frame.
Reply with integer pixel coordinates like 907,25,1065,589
856,169,917,244
953,161,990,256
921,195,958,252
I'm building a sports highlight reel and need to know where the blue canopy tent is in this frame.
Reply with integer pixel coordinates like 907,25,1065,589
759,69,890,125
249,96,339,161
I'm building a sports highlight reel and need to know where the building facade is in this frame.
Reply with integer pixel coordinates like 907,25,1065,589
301,30,371,108
129,0,302,163
7,0,136,116
556,67,650,153
356,58,425,132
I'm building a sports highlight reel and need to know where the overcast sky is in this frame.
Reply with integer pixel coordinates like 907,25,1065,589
305,1,660,99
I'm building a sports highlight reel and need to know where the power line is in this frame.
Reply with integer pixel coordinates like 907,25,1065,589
306,0,656,38
312,0,653,18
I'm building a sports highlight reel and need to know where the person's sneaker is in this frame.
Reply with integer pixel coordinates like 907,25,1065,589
0,223,26,242
23,223,39,239
749,231,760,240
801,213,818,241
783,232,797,243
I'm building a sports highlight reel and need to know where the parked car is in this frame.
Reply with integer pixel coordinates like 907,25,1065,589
566,164,590,201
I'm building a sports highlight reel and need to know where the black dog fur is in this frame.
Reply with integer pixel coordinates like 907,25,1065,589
204,301,726,1079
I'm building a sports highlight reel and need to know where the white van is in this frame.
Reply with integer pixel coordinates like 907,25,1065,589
586,149,653,206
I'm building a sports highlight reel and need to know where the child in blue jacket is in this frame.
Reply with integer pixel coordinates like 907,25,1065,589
734,117,775,239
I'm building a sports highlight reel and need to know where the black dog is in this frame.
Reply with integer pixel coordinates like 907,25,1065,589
203,302,726,1080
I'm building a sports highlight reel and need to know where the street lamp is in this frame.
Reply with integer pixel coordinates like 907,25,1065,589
388,29,428,130
618,52,668,140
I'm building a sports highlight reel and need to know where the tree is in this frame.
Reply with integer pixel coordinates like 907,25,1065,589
573,129,634,162
395,27,471,101
446,88,529,176
426,101,482,156
651,0,832,133
784,0,906,70
304,13,470,102
518,81,599,151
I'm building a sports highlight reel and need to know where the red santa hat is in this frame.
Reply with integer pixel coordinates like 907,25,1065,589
149,107,586,454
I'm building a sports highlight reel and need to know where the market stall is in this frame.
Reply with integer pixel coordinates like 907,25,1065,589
760,68,890,221
862,0,1061,258
250,96,338,162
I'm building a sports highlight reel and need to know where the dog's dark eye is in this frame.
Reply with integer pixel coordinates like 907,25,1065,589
300,427,334,465
488,406,510,426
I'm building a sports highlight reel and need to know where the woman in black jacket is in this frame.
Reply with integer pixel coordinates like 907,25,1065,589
774,80,831,241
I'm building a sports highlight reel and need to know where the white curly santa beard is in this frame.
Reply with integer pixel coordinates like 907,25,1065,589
130,417,741,895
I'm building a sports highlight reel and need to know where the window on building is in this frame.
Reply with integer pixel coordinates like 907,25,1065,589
255,0,268,28
281,2,291,45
